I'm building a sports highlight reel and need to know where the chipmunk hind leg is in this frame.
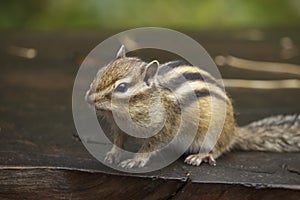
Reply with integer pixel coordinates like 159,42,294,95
184,141,225,167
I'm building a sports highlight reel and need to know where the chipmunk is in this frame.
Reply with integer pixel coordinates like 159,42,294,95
85,45,300,169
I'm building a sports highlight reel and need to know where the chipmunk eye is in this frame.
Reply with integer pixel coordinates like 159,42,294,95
115,82,128,93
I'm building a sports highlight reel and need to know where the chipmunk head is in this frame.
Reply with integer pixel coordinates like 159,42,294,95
85,45,160,119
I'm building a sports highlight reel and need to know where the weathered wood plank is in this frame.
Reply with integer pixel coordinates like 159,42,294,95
0,30,300,199
0,169,185,200
174,183,300,200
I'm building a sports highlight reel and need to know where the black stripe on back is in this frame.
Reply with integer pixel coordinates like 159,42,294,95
158,61,223,90
164,72,223,90
194,90,226,102
179,89,227,108
158,60,191,75
182,72,223,89
182,72,204,80
167,60,191,68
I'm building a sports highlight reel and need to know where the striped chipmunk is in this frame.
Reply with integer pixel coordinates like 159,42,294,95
85,45,300,169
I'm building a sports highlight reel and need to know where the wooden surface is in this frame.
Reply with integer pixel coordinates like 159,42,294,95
0,29,300,199
1,169,300,200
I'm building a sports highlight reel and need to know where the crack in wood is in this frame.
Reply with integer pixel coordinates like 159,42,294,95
166,178,191,200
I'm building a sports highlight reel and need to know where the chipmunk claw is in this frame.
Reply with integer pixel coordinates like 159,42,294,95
184,153,216,166
118,158,147,169
104,150,121,164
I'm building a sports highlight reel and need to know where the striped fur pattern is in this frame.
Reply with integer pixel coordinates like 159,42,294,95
85,46,299,168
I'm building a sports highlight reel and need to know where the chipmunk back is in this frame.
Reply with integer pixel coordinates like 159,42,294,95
85,45,300,168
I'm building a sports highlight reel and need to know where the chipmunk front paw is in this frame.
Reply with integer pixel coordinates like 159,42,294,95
118,158,148,169
104,150,121,164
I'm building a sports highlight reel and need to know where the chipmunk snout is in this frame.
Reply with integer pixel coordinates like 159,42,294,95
85,90,96,105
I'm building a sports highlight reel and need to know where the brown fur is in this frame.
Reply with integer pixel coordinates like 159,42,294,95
235,114,300,152
85,47,300,168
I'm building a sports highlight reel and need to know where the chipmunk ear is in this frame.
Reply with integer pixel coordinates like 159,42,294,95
116,45,126,59
143,60,159,86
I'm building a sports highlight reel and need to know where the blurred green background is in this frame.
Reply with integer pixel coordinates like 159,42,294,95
1,0,300,30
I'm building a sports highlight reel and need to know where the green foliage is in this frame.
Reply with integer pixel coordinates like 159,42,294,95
0,0,299,30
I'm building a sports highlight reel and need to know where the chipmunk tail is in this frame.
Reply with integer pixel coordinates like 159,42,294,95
234,114,300,152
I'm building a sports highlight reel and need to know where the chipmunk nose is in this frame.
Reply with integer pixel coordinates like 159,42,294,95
85,90,96,105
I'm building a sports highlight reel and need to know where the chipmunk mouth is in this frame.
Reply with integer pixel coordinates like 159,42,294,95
95,107,109,112
95,102,112,112
85,92,111,113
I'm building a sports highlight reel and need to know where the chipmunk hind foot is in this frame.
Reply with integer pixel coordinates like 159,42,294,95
184,153,216,166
